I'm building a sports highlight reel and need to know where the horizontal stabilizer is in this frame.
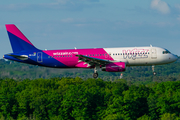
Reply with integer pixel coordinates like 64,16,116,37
6,54,28,60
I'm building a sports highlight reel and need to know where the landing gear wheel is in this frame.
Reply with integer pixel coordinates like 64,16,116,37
93,73,98,78
153,72,157,76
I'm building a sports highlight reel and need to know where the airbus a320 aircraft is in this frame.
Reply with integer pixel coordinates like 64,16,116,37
3,24,178,78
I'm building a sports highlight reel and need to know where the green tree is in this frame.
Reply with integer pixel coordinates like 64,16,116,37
122,85,150,119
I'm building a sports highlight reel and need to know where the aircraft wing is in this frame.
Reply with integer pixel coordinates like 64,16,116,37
76,54,112,67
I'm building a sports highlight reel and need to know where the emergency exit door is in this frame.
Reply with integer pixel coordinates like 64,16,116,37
37,52,43,62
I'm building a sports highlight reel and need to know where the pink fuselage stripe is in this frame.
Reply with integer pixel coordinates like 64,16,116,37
6,24,33,46
43,48,114,68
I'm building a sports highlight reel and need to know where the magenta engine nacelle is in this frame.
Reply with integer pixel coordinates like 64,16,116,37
102,62,126,72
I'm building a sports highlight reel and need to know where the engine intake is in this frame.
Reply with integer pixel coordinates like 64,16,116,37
102,62,126,72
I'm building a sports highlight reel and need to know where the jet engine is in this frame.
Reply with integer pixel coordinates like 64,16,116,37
102,62,126,72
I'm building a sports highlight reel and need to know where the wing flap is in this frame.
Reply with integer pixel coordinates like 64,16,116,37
76,55,112,67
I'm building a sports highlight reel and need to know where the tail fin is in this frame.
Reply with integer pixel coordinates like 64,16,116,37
5,24,38,53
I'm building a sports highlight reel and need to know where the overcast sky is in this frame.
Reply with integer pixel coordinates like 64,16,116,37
0,0,180,58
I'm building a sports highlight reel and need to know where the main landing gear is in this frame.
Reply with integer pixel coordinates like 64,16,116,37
93,67,98,78
152,65,157,76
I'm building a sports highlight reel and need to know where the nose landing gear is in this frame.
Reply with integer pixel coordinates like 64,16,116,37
152,65,157,76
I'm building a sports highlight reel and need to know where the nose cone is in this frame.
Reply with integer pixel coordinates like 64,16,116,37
172,54,178,62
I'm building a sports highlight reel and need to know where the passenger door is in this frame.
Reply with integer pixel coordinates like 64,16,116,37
151,48,157,59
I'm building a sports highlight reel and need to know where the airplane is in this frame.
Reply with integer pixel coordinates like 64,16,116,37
3,24,178,78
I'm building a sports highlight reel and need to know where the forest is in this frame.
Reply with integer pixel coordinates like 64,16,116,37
0,77,180,120
0,58,180,119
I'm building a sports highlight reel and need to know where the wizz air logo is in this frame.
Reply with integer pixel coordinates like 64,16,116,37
122,49,149,60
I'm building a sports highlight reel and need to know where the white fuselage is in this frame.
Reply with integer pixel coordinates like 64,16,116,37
104,47,178,66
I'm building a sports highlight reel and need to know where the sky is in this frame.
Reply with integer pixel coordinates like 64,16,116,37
0,0,180,58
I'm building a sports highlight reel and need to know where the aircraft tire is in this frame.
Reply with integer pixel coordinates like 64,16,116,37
93,73,98,78
153,72,157,76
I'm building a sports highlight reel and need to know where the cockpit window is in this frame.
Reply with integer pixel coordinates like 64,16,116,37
163,50,171,54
